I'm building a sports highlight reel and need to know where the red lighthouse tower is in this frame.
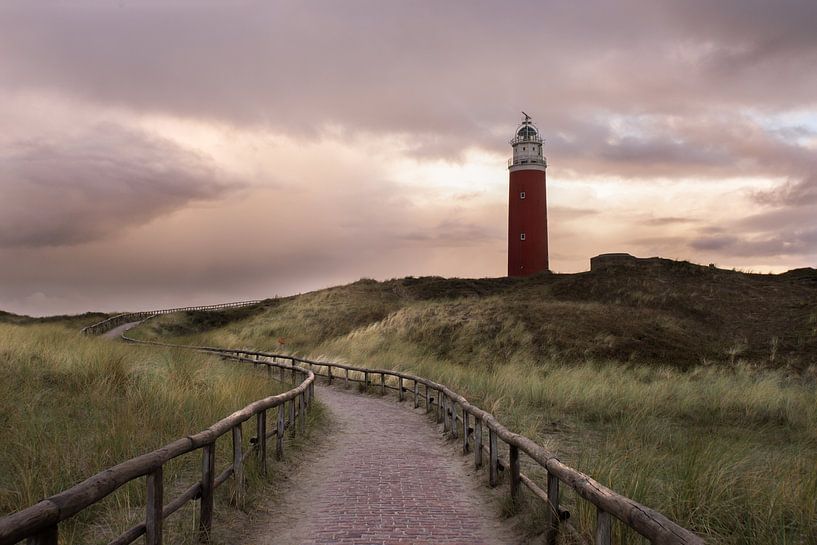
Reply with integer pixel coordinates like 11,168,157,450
508,113,549,276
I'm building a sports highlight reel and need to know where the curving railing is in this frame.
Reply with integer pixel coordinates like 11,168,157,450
79,300,262,336
3,307,704,545
0,350,315,545
121,334,704,545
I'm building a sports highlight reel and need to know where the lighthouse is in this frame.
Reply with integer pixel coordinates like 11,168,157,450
507,113,549,276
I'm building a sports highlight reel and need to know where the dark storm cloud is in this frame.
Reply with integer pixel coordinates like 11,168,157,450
0,0,814,194
688,205,817,258
0,124,236,247
1,0,816,314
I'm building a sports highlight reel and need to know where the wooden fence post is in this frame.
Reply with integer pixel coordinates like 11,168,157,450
442,394,449,432
489,428,498,487
546,472,560,545
232,425,244,506
413,381,419,408
596,508,612,545
299,393,306,433
304,382,310,410
462,410,470,454
364,371,369,390
345,368,349,387
289,398,296,437
474,417,483,469
328,365,333,384
425,384,430,413
27,525,58,545
276,405,285,460
398,377,404,401
381,373,386,395
509,445,520,504
450,401,458,439
199,443,215,541
257,410,267,475
146,466,163,545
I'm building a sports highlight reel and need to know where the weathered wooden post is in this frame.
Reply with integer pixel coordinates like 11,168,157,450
304,380,310,410
546,472,560,545
474,417,483,469
289,398,296,437
398,377,404,401
299,393,306,433
596,508,611,545
146,466,164,545
462,411,470,454
328,365,333,384
364,371,369,390
232,424,244,506
442,394,449,432
413,380,419,408
381,373,386,395
276,406,285,460
257,410,267,475
509,445,520,503
199,444,215,540
489,428,498,486
345,368,349,387
425,384,430,413
450,401,458,439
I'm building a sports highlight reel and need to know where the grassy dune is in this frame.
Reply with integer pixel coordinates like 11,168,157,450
0,322,314,544
131,264,817,544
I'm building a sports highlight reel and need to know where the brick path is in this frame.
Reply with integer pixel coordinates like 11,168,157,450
251,385,520,545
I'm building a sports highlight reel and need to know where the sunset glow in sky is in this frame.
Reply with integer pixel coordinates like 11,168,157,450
1,1,816,315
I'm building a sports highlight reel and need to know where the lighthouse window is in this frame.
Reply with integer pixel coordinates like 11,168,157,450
520,233,526,241
520,191,526,199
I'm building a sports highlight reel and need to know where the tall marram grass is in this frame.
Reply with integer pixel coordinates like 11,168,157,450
137,304,817,544
0,323,309,544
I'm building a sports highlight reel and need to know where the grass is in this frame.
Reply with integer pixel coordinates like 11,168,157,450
128,266,817,544
0,322,320,544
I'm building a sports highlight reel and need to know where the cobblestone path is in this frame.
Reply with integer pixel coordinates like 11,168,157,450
251,385,520,545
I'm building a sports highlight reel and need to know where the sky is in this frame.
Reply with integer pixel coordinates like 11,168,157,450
1,0,816,316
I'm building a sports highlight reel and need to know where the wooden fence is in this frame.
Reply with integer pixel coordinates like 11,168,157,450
119,334,704,545
2,307,704,545
79,301,262,336
0,353,315,545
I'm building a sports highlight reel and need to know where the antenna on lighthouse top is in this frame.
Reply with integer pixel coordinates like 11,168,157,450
522,111,531,123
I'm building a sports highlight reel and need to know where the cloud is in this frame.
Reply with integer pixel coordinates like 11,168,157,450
0,0,816,314
0,123,238,247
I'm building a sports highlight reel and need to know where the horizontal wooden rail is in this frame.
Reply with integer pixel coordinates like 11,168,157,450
0,352,313,545
79,300,262,336
56,305,700,545
156,343,703,545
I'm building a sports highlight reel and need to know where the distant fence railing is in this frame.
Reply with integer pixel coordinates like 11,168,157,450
3,306,704,545
120,334,704,545
79,301,262,336
0,349,314,545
